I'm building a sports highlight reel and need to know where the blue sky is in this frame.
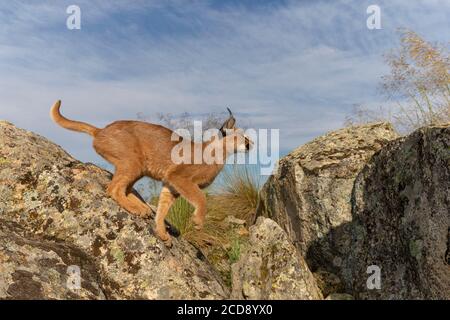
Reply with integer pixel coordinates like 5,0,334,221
0,0,449,167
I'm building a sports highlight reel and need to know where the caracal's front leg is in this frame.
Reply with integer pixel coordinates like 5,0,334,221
154,186,177,247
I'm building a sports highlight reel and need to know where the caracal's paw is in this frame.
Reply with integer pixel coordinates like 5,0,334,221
128,206,153,219
154,227,173,248
192,216,204,231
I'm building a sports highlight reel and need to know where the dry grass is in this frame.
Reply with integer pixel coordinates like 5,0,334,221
171,194,229,249
345,29,450,133
210,164,261,224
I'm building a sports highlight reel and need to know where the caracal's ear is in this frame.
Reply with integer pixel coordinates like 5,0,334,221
219,107,236,137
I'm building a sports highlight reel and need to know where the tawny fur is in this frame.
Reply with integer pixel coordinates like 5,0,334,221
50,100,251,246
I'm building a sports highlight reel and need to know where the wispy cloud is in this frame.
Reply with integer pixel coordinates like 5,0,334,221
0,0,448,163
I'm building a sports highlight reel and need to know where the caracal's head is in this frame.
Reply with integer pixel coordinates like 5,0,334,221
219,108,254,153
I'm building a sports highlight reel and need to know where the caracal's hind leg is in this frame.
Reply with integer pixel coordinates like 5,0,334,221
154,186,177,246
127,189,153,217
107,166,151,217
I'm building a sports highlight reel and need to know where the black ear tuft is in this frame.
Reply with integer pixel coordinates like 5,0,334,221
219,108,236,136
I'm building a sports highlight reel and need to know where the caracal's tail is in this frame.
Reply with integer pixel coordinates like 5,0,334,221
50,100,99,137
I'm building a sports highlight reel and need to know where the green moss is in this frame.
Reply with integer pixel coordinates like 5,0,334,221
0,157,10,165
354,223,366,241
409,239,423,261
111,247,125,264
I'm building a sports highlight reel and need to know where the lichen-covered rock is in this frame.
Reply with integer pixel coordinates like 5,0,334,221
231,217,322,300
343,125,450,299
325,293,354,300
257,123,399,274
0,121,228,299
313,269,344,298
0,220,105,299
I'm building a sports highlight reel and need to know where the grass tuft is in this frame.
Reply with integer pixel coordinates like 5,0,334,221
227,238,242,264
211,165,261,224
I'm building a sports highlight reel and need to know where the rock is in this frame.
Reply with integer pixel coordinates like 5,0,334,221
257,123,399,273
230,217,323,300
0,220,105,299
313,269,344,298
325,293,354,300
0,121,228,299
343,125,450,299
225,216,246,225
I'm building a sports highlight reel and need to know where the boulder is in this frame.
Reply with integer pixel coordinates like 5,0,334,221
0,220,105,299
343,125,450,299
0,121,228,299
257,123,399,274
230,217,322,300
